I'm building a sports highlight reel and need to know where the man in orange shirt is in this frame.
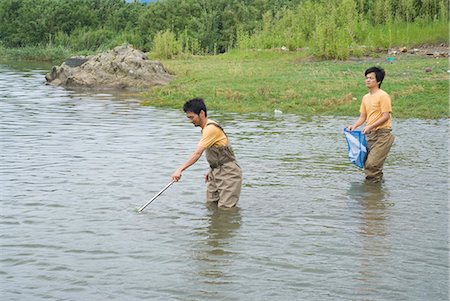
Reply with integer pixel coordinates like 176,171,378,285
171,98,242,208
347,67,395,183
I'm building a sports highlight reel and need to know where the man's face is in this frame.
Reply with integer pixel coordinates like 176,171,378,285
365,72,379,89
186,111,202,127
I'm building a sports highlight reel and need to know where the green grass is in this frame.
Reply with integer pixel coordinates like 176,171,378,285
364,20,449,49
142,49,449,119
0,45,89,62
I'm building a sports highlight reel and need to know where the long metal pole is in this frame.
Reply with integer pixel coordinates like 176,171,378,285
138,181,174,212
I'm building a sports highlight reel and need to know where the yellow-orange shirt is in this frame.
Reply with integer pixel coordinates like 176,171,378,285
199,120,228,148
360,89,392,130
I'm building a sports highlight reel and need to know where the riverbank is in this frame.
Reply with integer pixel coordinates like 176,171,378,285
142,48,449,119
1,46,448,118
0,45,76,62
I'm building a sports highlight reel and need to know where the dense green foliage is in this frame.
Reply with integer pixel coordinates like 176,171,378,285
0,0,448,59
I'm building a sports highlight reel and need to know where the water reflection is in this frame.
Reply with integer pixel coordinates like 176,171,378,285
347,181,393,297
349,181,391,236
194,206,241,286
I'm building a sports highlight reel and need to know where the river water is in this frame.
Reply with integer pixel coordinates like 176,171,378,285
0,62,448,301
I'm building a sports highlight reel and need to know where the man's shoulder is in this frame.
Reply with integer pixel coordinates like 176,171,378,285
378,90,392,102
206,119,219,126
379,89,390,96
363,89,390,99
203,120,222,134
205,120,224,130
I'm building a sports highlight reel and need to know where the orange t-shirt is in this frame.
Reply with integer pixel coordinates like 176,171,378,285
360,89,392,130
198,120,228,148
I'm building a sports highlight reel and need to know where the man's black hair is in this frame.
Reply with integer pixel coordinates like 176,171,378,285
365,66,386,88
183,97,207,117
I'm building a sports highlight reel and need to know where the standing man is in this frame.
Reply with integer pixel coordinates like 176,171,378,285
347,66,395,183
171,98,242,208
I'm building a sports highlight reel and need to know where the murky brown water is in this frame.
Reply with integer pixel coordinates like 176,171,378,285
1,62,448,300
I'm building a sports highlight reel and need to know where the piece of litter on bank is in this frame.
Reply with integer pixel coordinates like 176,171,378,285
274,109,283,115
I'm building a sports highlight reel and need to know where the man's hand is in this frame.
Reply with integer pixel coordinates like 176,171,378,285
170,145,205,182
362,125,374,134
171,169,182,182
347,113,366,132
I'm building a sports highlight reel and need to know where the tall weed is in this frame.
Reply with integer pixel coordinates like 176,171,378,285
362,20,449,48
151,30,182,59
179,29,202,55
311,0,357,60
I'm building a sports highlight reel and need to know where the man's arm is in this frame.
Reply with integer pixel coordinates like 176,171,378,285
171,145,206,182
362,112,390,134
347,112,367,131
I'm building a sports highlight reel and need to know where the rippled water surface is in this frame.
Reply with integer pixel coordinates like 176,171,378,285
1,62,448,301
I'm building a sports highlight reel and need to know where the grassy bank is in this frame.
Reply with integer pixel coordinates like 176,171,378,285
1,45,447,119
142,50,449,119
0,45,95,62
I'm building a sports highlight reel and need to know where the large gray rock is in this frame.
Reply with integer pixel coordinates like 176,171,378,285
45,44,173,89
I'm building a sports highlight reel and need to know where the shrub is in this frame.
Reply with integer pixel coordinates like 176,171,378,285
151,30,182,59
69,28,115,51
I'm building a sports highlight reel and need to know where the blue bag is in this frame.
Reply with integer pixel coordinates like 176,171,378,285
343,128,367,168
